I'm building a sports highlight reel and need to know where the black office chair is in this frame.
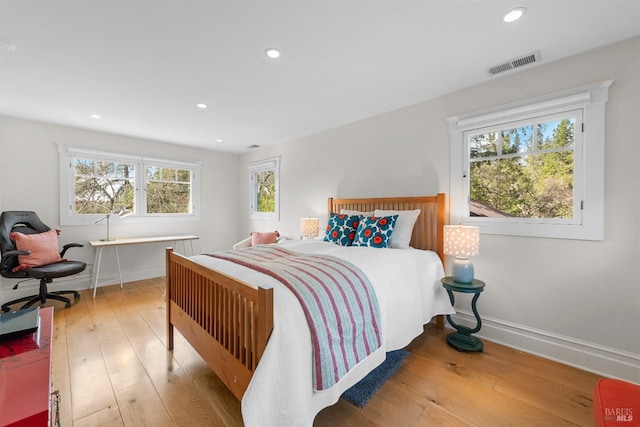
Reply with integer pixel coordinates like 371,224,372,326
0,211,85,312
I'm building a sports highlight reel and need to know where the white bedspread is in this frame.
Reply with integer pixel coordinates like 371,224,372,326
190,240,454,427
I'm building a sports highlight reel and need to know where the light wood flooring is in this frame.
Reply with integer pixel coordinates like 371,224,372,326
45,277,602,426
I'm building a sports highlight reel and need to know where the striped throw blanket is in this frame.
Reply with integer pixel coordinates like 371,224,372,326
207,245,381,390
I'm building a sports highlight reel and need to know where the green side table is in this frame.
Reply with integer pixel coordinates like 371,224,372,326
441,276,486,352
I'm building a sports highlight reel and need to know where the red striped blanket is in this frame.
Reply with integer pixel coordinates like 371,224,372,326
207,245,381,390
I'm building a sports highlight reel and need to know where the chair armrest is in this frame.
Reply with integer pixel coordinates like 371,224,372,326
232,237,252,250
60,242,84,258
1,249,30,272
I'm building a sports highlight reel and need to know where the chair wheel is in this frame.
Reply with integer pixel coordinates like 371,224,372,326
65,302,72,308
74,293,80,300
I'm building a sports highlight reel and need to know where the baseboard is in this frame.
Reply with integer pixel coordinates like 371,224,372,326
450,310,640,383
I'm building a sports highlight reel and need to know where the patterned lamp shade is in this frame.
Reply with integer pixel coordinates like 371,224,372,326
443,225,480,283
443,225,480,257
300,217,320,239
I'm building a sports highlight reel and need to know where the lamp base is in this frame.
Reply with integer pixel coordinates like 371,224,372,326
447,332,484,352
452,257,474,283
100,238,116,242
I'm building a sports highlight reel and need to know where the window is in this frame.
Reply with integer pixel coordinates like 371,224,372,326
58,146,200,225
448,80,612,240
249,157,279,220
468,110,581,222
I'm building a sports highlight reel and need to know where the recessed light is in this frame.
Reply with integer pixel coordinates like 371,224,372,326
196,103,208,109
90,114,101,119
215,139,222,143
265,48,281,59
502,7,526,23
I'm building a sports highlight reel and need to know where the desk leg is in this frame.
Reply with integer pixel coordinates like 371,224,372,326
115,247,123,288
92,247,103,298
188,240,194,255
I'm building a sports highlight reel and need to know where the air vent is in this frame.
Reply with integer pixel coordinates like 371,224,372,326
487,50,541,76
247,144,261,149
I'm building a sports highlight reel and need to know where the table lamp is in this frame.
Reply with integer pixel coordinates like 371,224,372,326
300,217,320,239
443,225,480,283
95,206,133,241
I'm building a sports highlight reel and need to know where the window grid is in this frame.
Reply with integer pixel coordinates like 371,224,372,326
58,145,200,225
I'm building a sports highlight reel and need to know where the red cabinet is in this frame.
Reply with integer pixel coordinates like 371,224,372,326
0,307,53,427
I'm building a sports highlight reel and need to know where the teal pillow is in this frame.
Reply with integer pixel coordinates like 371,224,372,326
323,213,361,246
352,215,398,248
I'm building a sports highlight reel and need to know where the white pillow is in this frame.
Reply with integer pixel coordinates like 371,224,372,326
340,209,373,216
374,209,421,249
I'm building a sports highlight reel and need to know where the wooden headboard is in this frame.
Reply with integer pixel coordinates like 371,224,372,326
327,194,448,263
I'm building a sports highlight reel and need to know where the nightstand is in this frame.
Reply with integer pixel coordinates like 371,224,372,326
441,276,485,352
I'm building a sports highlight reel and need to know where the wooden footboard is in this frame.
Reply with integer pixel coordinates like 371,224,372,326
165,248,273,400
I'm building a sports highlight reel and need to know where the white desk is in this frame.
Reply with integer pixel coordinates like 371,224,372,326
89,234,199,298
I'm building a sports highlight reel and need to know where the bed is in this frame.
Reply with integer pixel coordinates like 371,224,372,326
165,194,453,426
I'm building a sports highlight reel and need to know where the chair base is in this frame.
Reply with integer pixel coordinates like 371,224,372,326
1,278,80,312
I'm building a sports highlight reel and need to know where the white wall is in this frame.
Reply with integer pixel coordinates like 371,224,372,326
240,36,640,381
0,117,241,300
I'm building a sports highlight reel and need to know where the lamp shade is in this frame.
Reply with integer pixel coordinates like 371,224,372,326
444,225,479,283
443,225,479,257
300,217,320,239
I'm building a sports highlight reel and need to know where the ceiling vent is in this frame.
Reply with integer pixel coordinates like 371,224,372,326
487,50,541,76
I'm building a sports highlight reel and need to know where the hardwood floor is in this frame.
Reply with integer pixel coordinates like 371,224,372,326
47,277,602,426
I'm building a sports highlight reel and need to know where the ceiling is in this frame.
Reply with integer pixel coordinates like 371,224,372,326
1,1,639,154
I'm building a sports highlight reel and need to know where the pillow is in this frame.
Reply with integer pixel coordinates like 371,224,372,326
251,231,280,246
340,209,373,217
9,229,62,272
324,213,361,246
374,209,421,249
352,215,398,248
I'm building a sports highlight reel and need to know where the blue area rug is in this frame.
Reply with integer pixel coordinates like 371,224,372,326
341,349,409,407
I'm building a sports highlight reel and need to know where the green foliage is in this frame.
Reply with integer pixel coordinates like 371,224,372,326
146,167,191,214
147,182,190,214
470,119,574,219
256,170,276,213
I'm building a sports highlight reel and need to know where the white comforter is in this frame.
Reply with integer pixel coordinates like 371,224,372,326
190,240,454,426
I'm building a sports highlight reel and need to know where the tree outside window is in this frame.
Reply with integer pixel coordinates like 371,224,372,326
74,159,135,214
146,166,192,214
249,158,280,220
468,115,576,220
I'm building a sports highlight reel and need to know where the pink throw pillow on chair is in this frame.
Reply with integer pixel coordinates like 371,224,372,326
9,229,62,272
251,231,280,246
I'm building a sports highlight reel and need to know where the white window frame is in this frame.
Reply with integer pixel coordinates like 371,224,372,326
249,157,280,221
447,80,612,241
58,145,201,225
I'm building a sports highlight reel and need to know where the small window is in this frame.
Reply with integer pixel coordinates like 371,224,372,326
448,80,612,240
249,157,280,220
58,146,200,225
